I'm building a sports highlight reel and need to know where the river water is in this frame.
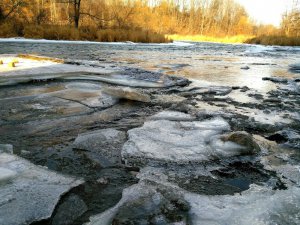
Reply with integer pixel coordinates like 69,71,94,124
1,39,300,91
0,39,300,225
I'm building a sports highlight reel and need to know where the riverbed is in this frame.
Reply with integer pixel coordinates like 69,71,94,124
0,39,299,225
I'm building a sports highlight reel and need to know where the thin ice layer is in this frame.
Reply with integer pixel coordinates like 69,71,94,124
0,153,83,225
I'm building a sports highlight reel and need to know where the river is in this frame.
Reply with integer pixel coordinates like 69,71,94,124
0,39,299,225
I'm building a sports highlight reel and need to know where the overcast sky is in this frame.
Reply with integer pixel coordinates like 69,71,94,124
236,0,296,26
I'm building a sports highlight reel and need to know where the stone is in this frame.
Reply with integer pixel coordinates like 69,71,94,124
262,77,288,84
267,130,300,149
221,131,261,154
0,153,83,225
240,66,250,70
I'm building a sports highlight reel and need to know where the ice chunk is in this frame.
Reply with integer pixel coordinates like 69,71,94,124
0,153,83,225
85,180,189,225
122,118,257,164
150,111,196,121
185,185,300,225
0,167,17,183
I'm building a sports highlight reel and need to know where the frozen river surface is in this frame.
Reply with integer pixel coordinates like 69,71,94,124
0,39,300,225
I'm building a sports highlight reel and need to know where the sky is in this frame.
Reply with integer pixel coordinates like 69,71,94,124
236,0,296,27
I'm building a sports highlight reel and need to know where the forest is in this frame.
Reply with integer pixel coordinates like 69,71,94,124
0,0,300,44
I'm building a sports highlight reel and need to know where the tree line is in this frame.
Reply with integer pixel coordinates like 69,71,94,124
0,0,299,43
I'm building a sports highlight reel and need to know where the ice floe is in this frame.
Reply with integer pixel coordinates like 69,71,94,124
122,116,260,165
0,54,116,77
0,152,83,225
149,110,196,121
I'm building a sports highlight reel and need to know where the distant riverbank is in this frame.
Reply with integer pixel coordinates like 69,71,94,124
1,22,300,46
0,23,170,43
167,34,300,46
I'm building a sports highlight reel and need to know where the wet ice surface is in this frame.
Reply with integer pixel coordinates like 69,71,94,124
122,118,259,165
0,40,300,225
186,185,300,225
0,151,83,225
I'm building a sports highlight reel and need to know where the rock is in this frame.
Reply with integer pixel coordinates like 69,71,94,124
73,128,126,165
149,111,196,121
267,133,288,143
240,86,250,92
102,86,151,102
0,152,83,225
0,144,13,154
262,77,288,84
122,118,257,165
289,63,300,73
240,66,250,70
267,130,300,149
221,131,261,154
51,194,88,225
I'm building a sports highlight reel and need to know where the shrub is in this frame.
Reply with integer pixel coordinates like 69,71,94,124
0,22,18,37
0,23,170,43
246,35,300,46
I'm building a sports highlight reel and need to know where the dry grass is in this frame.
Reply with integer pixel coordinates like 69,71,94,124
166,34,253,44
245,35,300,46
0,23,170,43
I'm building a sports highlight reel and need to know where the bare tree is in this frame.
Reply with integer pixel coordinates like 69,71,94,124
0,0,26,21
